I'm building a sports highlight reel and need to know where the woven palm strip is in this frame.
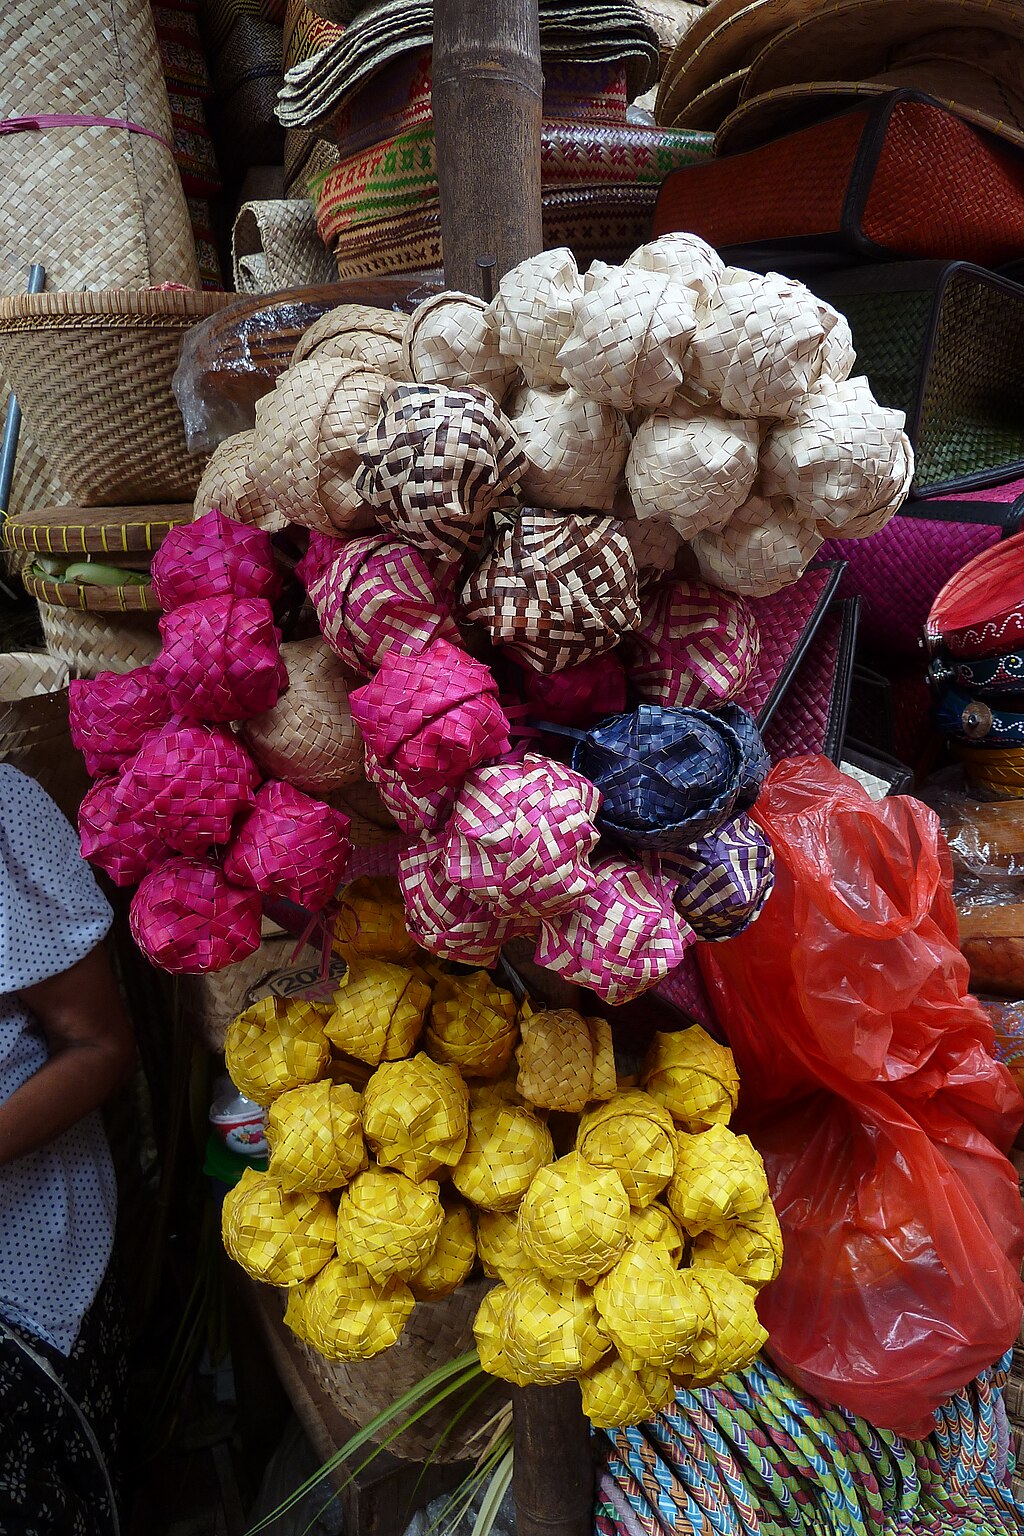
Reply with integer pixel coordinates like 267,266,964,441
233,200,337,294
0,291,235,506
39,605,161,678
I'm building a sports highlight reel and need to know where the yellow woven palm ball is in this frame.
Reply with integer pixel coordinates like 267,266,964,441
426,970,518,1077
283,1280,315,1345
301,1256,415,1361
225,996,332,1107
641,1026,739,1131
679,1265,768,1387
517,1008,604,1113
667,1124,770,1234
594,1241,709,1372
476,1209,533,1283
474,1284,532,1386
336,1167,444,1281
518,1152,630,1284
326,958,431,1065
409,1199,476,1300
452,1098,554,1212
691,1197,783,1286
504,1272,610,1385
222,1168,337,1286
267,1080,366,1191
333,876,418,964
628,1203,685,1265
577,1090,676,1209
362,1053,469,1181
579,1352,675,1430
588,1016,617,1101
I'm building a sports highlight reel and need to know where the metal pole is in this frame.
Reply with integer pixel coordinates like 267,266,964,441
0,263,46,525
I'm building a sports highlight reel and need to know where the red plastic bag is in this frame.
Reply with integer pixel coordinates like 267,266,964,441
701,756,1024,1436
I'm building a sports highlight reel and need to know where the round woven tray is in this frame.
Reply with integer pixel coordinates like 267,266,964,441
2,503,192,555
0,290,236,507
39,604,162,677
23,574,158,612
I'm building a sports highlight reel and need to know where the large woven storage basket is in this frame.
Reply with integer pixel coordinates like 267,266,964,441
39,604,162,678
0,652,90,820
0,291,237,506
296,1280,509,1461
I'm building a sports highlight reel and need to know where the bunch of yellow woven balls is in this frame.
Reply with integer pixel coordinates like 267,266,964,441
219,876,781,1428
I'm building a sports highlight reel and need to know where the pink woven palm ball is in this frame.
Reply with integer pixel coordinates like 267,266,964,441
299,531,460,677
516,652,628,727
623,580,760,710
130,856,263,974
151,508,281,610
349,636,511,790
399,837,533,967
115,720,260,856
78,777,169,888
154,596,287,722
68,666,170,777
535,856,693,1004
363,745,457,835
223,780,352,911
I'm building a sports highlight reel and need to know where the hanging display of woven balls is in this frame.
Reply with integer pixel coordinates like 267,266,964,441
335,1167,445,1282
361,1052,470,1181
409,1199,477,1301
593,1241,709,1372
294,1257,415,1362
622,581,760,711
349,636,511,790
518,1152,631,1284
451,1094,554,1212
425,970,519,1078
129,856,262,974
154,595,287,723
150,507,281,610
462,509,641,674
575,1090,676,1210
628,1203,685,1264
667,1124,771,1234
78,776,169,888
354,382,526,564
399,837,530,968
516,652,628,728
488,246,582,388
473,1283,531,1387
222,779,351,910
239,637,365,796
113,720,260,856
664,814,775,941
325,958,431,1066
641,1026,740,1130
225,996,332,1107
579,1351,674,1430
266,1080,366,1192
222,1168,337,1287
692,495,824,599
501,1273,611,1385
684,1265,768,1385
299,531,461,677
404,291,516,401
68,665,170,777
571,704,746,850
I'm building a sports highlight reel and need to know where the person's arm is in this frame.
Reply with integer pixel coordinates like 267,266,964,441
0,942,136,1167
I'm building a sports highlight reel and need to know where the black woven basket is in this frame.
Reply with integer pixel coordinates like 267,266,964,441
817,261,1024,497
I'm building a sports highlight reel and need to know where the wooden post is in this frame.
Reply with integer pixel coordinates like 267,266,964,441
432,0,544,295
513,1382,595,1536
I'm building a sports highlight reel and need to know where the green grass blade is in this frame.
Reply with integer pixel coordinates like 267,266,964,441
469,1446,514,1536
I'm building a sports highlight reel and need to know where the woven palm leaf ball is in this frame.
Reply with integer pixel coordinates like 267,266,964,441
239,637,365,795
69,664,170,778
151,507,281,611
641,1025,739,1130
398,836,530,969
298,1257,415,1362
291,304,408,375
502,1273,611,1385
425,970,519,1078
622,579,760,712
266,1080,365,1192
409,1199,476,1301
79,777,169,888
361,1053,469,1182
325,958,431,1066
473,1283,532,1388
225,996,332,1107
129,857,264,976
516,1008,615,1115
518,1152,630,1284
331,876,419,965
628,1202,685,1264
691,1196,784,1287
193,428,283,532
576,1090,676,1209
508,384,631,513
626,404,758,539
222,779,351,911
404,291,516,402
625,231,724,292
682,1265,768,1387
451,1095,554,1213
593,1240,708,1373
692,494,824,599
667,1124,771,1234
489,246,583,389
114,719,259,857
476,1209,533,1284
222,1168,336,1286
154,595,286,723
579,1351,675,1430
335,1168,444,1282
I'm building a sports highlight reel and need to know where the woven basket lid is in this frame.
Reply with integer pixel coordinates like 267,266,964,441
2,504,192,555
665,67,747,130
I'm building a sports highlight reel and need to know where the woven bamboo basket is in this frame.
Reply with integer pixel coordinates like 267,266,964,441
296,1279,509,1461
0,651,90,819
2,503,192,557
39,603,161,678
23,575,158,612
0,291,236,506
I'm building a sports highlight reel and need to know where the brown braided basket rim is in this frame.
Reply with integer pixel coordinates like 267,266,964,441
22,574,159,612
0,290,237,325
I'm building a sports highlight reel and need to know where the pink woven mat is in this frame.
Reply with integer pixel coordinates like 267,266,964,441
762,604,845,762
735,563,841,725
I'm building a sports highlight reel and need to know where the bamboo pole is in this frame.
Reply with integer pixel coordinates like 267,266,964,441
512,1382,595,1536
431,0,544,295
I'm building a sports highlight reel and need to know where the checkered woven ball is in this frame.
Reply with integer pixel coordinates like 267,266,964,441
451,1095,554,1212
622,512,684,591
641,1026,739,1131
331,876,419,965
69,665,170,777
362,745,457,836
518,1152,630,1284
266,1080,366,1192
425,970,519,1078
350,637,511,790
224,995,332,1106
354,383,526,564
151,508,281,611
476,1209,533,1283
628,1203,685,1264
626,406,758,539
502,1273,611,1385
579,1351,674,1430
534,856,692,1005
129,857,262,975
692,495,823,599
399,836,530,968
474,1283,532,1387
154,595,286,723
300,530,461,677
576,1091,676,1210
663,813,774,941
716,704,770,811
222,1168,336,1286
516,1008,615,1114
325,958,430,1066
623,581,760,711
409,1199,476,1300
296,1257,415,1362
594,1241,709,1372
667,1124,771,1234
691,1196,783,1287
683,1265,768,1386
222,780,351,910
489,247,582,389
335,1168,444,1282
361,1053,469,1181
79,776,169,888
404,291,516,401
114,720,260,856
516,652,628,727
462,508,640,675
239,637,365,796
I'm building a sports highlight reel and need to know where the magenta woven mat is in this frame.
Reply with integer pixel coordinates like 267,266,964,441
736,563,841,726
762,604,844,762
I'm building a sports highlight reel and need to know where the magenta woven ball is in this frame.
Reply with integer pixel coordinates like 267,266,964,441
300,530,460,677
130,856,263,974
223,780,352,910
154,595,287,722
364,745,456,835
68,666,171,777
534,855,693,1004
114,720,260,856
517,652,628,727
443,752,600,918
150,508,281,610
349,636,511,790
78,776,169,888
399,836,532,966
623,580,760,710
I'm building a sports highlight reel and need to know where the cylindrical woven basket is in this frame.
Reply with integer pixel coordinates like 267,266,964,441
296,1280,509,1461
39,604,161,677
0,290,236,505
0,651,91,819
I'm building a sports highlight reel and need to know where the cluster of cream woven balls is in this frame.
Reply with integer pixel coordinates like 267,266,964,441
403,232,915,598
